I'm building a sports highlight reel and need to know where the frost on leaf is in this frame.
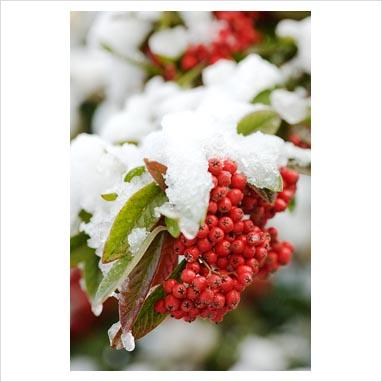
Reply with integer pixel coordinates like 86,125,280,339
127,228,149,255
121,330,136,352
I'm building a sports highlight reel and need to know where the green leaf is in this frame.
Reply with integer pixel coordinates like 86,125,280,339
132,260,186,340
102,183,167,263
101,192,118,201
83,254,102,300
251,88,273,105
237,109,281,136
78,209,92,223
94,226,168,307
165,217,180,238
177,63,204,88
124,166,146,182
70,232,93,267
288,197,296,213
118,232,165,336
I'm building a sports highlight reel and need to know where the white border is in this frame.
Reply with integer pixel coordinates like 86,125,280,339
1,1,381,381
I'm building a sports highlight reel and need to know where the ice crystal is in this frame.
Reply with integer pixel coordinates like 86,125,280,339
127,228,149,255
121,330,136,352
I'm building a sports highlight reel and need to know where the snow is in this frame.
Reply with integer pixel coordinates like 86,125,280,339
148,26,189,58
270,89,310,124
203,54,283,102
127,228,149,255
91,303,103,317
107,321,122,346
276,16,311,75
121,330,136,352
144,112,213,239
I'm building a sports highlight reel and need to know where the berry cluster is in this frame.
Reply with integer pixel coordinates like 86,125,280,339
181,11,262,70
289,133,311,149
154,159,298,323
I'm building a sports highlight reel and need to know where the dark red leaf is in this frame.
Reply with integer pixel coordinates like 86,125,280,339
144,158,167,191
151,232,178,287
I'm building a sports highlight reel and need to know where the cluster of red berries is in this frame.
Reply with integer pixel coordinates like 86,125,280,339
181,11,262,70
154,158,298,323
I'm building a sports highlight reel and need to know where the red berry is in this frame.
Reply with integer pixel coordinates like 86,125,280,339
209,226,225,243
227,188,244,205
220,275,234,292
229,207,244,222
218,216,234,233
247,231,261,246
229,255,245,268
211,175,218,187
243,245,256,258
184,237,197,247
274,198,288,212
280,167,299,184
181,269,196,284
242,196,257,212
184,247,200,262
171,310,184,319
208,201,218,214
197,238,212,253
246,258,259,273
172,283,187,299
165,295,180,311
186,262,200,273
215,240,231,256
213,293,225,309
163,279,177,293
154,299,166,314
200,289,214,305
231,239,245,254
278,246,292,265
255,247,268,263
218,171,232,186
231,173,247,190
206,214,219,228
238,272,253,285
186,287,199,301
243,220,255,233
211,186,228,202
181,299,194,312
192,276,208,292
207,274,222,288
233,279,246,292
197,224,209,239
223,159,237,174
204,250,217,264
218,197,232,213
217,257,229,269
237,265,253,275
233,221,244,234
226,290,240,309
208,158,223,175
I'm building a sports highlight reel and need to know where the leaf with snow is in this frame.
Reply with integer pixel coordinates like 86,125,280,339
102,182,167,263
83,252,103,301
118,231,165,340
94,226,167,308
237,109,281,136
165,217,180,238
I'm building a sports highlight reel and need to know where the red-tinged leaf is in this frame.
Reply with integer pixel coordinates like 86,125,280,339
144,158,167,191
118,232,165,339
132,260,186,340
247,183,277,205
110,260,186,348
151,232,178,287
